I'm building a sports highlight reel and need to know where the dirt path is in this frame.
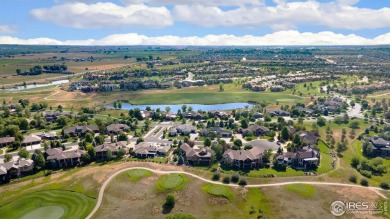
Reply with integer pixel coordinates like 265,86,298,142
43,87,60,100
86,167,388,219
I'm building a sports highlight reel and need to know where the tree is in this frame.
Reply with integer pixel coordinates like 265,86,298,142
351,156,360,168
316,116,326,127
349,121,360,129
18,148,30,159
280,127,289,141
87,146,96,160
117,148,126,158
204,137,212,147
33,153,45,170
219,83,224,92
238,178,247,186
222,176,230,184
118,133,128,142
16,69,22,75
57,116,67,127
4,154,12,162
85,133,94,143
165,106,171,113
81,153,91,164
106,148,113,161
181,105,187,112
164,194,176,209
240,118,249,129
233,139,242,147
212,172,221,181
231,173,240,183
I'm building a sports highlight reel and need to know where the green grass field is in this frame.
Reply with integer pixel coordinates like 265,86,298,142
127,169,152,182
284,184,316,198
0,190,95,219
201,184,236,201
156,173,187,191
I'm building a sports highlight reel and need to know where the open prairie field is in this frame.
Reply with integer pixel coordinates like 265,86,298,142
94,169,388,219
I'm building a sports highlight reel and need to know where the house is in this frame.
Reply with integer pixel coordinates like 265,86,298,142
180,143,212,165
209,110,230,119
0,137,15,147
169,124,197,136
63,125,99,136
95,141,127,160
201,127,233,138
0,158,34,182
265,109,290,117
141,110,152,119
365,136,390,157
106,124,130,135
133,142,170,158
297,131,319,145
21,134,42,147
222,146,263,169
253,112,263,119
43,111,72,123
276,146,320,169
32,131,57,140
46,149,86,168
270,85,284,92
182,111,204,120
239,125,269,137
165,113,177,121
296,107,315,115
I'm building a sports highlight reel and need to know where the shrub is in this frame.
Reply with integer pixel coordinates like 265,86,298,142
349,175,357,183
351,156,360,168
360,178,369,186
212,172,221,181
238,178,247,186
358,169,372,178
380,182,389,190
222,176,230,184
231,173,240,183
164,194,175,209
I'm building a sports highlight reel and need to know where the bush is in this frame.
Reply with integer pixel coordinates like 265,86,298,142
360,178,369,186
238,178,247,186
349,175,357,183
231,173,240,183
351,156,360,168
164,194,175,209
380,182,389,190
222,176,230,184
358,169,372,178
212,172,221,181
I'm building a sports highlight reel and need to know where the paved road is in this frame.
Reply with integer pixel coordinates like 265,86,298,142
85,167,388,219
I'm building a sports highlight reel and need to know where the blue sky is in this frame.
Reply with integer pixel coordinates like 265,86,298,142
0,0,390,45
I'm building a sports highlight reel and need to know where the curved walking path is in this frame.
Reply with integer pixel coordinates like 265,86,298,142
86,167,388,219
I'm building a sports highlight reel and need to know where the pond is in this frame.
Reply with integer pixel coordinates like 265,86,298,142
3,80,69,91
106,102,254,112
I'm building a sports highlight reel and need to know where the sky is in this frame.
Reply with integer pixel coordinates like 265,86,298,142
0,0,390,45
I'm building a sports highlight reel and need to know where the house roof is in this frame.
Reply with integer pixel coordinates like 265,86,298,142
245,140,279,151
0,166,6,175
223,147,263,161
0,137,15,144
46,148,63,156
47,149,86,161
95,142,126,153
106,124,130,133
22,134,41,144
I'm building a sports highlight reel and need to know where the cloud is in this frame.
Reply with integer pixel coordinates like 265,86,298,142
120,0,264,7
1,31,389,45
172,1,390,30
31,2,172,28
0,24,15,34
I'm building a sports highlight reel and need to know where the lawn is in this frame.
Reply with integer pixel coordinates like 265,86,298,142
156,173,188,191
201,184,236,201
284,184,316,198
127,169,152,182
0,190,95,219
